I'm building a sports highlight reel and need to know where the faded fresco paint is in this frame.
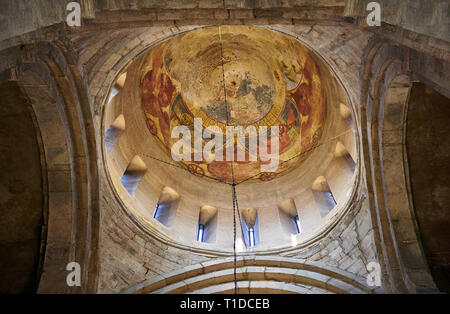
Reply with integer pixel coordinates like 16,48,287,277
141,26,326,184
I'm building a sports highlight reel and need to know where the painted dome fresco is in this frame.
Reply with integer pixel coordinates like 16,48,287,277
140,26,326,184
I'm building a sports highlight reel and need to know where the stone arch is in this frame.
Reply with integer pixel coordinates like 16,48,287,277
0,41,101,293
0,70,48,293
78,24,375,293
97,25,365,255
404,82,450,293
121,256,379,294
360,38,438,293
379,75,433,290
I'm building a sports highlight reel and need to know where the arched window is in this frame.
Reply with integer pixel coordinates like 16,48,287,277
196,205,218,243
241,208,259,247
153,203,171,220
108,72,127,103
311,176,337,217
294,215,301,234
107,86,120,103
248,226,256,246
324,191,337,208
153,187,180,227
278,198,302,235
196,224,205,242
340,103,353,127
120,155,147,195
334,141,356,177
105,114,125,152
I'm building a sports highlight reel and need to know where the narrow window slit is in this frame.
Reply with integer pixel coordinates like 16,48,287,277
152,187,180,227
120,155,147,195
197,205,218,243
105,114,125,152
197,224,205,242
278,198,301,235
311,176,337,217
294,215,302,234
248,227,255,247
241,208,259,247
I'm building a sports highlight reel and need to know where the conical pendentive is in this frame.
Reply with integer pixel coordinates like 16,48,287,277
110,114,126,132
199,205,218,226
278,198,298,218
115,72,127,89
334,141,350,158
158,186,180,204
105,114,126,152
109,73,127,103
311,175,331,192
241,208,257,228
340,103,351,120
125,155,147,175
121,156,147,195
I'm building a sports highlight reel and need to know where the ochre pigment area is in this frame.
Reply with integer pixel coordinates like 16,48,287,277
141,26,326,184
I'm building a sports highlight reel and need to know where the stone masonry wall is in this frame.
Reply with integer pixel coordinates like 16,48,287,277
88,24,377,293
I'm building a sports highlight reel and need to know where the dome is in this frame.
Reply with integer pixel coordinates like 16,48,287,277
103,26,357,252
140,26,326,184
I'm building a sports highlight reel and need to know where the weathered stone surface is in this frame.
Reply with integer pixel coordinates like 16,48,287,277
0,0,448,295
0,82,44,293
